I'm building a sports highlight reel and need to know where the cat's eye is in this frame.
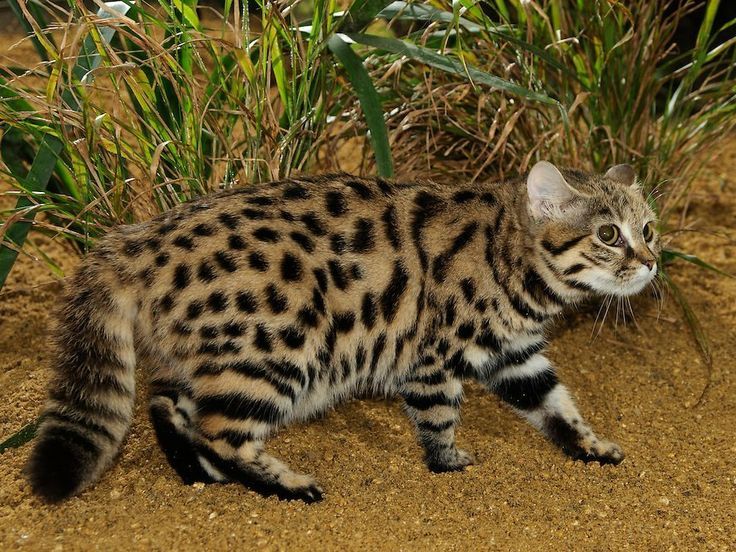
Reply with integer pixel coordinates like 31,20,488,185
597,224,620,246
643,221,655,242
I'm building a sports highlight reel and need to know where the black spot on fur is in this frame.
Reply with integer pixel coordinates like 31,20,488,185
157,221,177,235
355,344,367,372
436,338,451,357
476,328,502,351
200,325,219,339
123,240,144,256
172,235,194,251
228,234,247,250
218,212,240,230
456,322,475,340
480,192,496,205
160,293,175,312
334,312,356,333
370,332,387,371
411,191,443,270
173,264,191,290
193,223,214,236
381,260,409,323
325,190,347,216
460,278,476,303
328,259,349,290
350,263,364,280
452,190,476,203
207,291,228,312
223,321,246,337
475,298,488,313
313,268,328,293
445,297,457,326
290,231,315,253
280,326,306,349
198,261,216,282
187,301,204,320
377,178,393,196
312,287,326,314
298,306,320,328
345,179,374,199
248,251,269,272
155,252,169,267
242,208,268,220
281,252,303,282
234,291,258,313
361,292,377,329
301,212,327,236
247,196,275,206
382,204,402,250
351,218,375,253
283,185,309,200
253,227,280,243
330,234,347,255
215,251,238,273
173,321,192,336
254,324,272,352
266,284,288,313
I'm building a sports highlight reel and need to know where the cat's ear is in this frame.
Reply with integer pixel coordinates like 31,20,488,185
527,161,578,220
605,164,638,188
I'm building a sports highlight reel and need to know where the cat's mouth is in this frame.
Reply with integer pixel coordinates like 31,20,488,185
579,263,657,297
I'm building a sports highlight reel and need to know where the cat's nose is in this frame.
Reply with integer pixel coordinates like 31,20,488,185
642,258,655,271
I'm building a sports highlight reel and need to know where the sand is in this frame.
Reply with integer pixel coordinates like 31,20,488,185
2,17,736,552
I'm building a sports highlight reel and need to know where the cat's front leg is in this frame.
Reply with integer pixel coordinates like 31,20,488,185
400,355,474,472
484,352,624,465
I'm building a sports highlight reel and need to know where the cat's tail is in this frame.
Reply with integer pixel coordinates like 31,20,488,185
26,252,138,502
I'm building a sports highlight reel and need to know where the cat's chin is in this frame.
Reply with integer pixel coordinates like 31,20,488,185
581,268,656,297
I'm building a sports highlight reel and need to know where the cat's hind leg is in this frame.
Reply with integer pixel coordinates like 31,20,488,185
149,377,223,484
486,351,624,464
194,413,323,502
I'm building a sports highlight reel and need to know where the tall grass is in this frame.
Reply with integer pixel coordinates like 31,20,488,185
347,1,736,221
0,0,559,289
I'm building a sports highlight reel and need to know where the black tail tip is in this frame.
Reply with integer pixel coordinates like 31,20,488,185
26,435,96,503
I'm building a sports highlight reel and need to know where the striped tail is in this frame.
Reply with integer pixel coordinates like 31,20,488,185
26,260,138,502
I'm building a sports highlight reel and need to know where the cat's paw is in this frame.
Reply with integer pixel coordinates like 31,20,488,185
427,448,476,473
276,473,324,503
574,440,625,465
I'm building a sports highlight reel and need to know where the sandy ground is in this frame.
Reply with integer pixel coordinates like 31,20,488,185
2,15,736,552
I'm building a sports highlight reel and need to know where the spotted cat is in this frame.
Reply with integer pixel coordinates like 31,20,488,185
27,161,659,503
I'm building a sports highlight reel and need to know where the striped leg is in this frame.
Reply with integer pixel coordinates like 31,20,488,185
488,353,624,464
401,354,473,472
149,377,217,484
194,419,323,502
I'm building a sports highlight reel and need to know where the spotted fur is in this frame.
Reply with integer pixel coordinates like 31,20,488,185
27,163,660,503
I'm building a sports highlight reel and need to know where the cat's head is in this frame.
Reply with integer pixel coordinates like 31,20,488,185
527,161,660,297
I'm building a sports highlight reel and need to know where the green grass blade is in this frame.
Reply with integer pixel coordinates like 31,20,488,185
377,1,483,32
0,134,64,290
0,420,40,454
341,0,395,32
661,249,734,279
346,32,566,118
327,35,393,177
